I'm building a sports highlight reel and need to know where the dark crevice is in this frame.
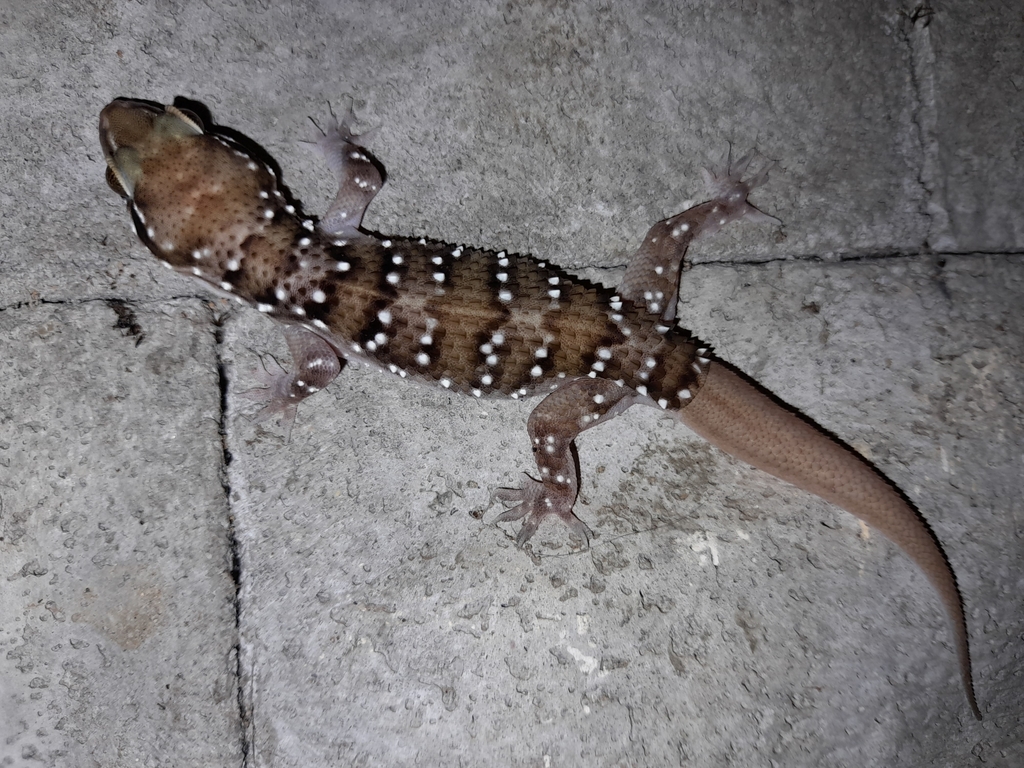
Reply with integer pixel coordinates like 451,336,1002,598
0,292,230,314
588,248,1024,279
895,5,951,252
211,311,251,768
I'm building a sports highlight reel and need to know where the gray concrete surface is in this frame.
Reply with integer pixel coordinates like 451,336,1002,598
1,0,1022,766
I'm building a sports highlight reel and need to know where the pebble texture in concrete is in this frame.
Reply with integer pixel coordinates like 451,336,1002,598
1,1,1022,766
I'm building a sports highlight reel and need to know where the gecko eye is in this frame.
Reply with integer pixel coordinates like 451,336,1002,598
105,164,129,199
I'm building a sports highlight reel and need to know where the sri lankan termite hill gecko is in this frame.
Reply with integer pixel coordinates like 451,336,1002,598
98,97,981,720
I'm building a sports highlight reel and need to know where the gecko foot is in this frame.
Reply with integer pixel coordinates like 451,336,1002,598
307,97,378,169
490,474,593,548
699,146,781,230
237,355,300,441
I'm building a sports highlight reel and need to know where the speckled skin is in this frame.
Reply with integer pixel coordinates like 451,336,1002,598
98,98,980,719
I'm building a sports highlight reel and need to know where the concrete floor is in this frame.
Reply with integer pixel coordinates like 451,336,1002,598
1,1,1022,765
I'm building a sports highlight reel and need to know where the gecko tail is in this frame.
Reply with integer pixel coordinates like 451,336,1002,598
679,360,981,720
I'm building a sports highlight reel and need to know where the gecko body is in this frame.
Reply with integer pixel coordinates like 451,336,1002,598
99,98,980,719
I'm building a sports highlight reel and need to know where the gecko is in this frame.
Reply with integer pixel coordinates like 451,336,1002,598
98,97,980,720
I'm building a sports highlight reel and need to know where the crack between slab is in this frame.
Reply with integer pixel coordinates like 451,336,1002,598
898,6,955,252
0,293,229,313
586,248,1024,280
212,312,253,768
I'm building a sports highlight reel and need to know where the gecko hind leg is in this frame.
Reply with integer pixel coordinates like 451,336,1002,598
617,147,780,322
490,378,642,547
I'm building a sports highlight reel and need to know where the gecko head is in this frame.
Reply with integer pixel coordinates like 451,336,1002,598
99,99,204,200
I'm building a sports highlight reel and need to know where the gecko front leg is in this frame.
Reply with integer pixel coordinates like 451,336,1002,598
312,101,383,239
493,377,642,546
241,325,343,439
241,105,381,434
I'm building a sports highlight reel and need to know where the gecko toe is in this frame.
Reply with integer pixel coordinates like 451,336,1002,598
489,474,591,548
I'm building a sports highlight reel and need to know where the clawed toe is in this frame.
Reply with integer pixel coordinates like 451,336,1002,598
487,474,592,548
697,146,781,231
702,146,776,196
237,357,298,439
